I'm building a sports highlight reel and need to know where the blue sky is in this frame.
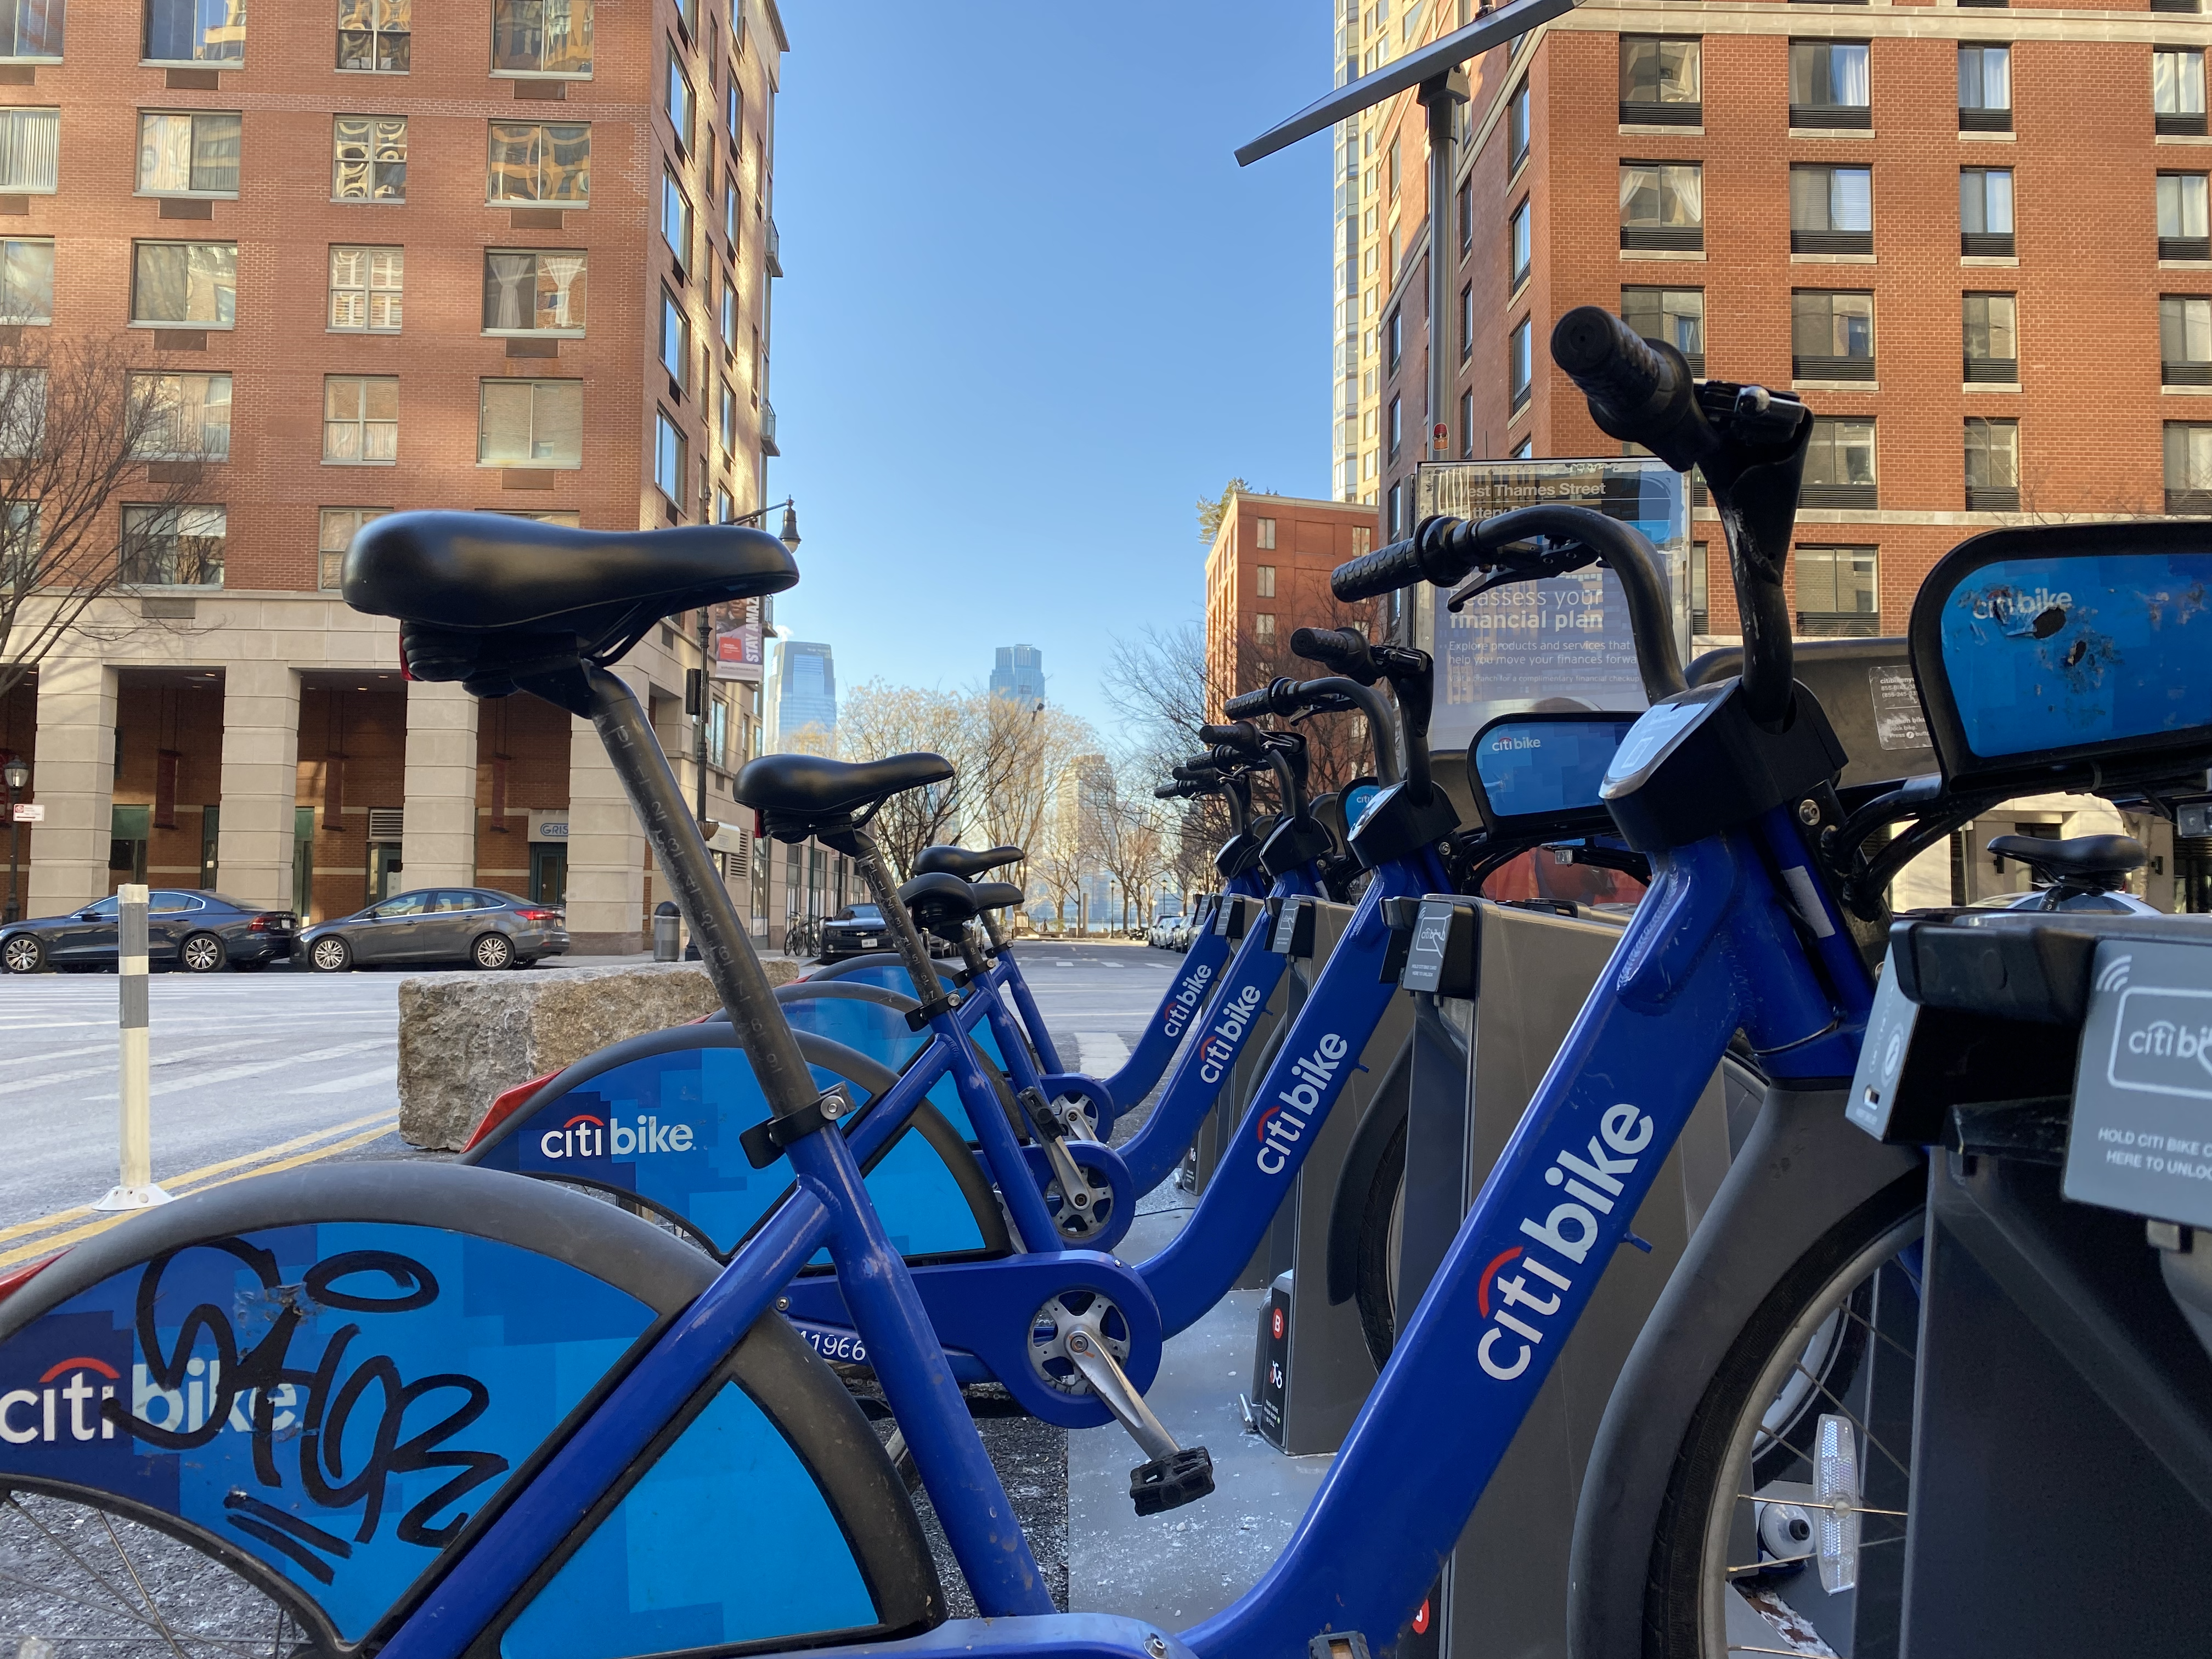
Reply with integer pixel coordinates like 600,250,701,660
764,2,1337,739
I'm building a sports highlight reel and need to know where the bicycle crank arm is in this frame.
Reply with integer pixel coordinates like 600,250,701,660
1065,1330,1217,1516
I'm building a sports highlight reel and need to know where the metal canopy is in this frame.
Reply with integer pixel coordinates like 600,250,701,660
1235,0,1581,166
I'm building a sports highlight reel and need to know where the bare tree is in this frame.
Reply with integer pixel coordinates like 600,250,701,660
0,335,208,704
958,692,1098,901
1092,758,1173,930
834,680,965,880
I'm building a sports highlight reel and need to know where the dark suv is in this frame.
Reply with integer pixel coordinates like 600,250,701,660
298,888,568,972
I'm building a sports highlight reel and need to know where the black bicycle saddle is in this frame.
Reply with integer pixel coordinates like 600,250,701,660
1989,833,2146,891
969,881,1024,913
736,752,953,827
899,872,979,941
912,845,1023,881
345,511,797,658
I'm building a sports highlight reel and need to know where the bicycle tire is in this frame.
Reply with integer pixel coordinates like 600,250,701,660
1639,1173,1925,1659
1351,1113,1407,1370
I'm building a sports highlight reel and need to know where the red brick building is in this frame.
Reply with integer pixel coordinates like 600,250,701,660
1203,490,1376,716
0,0,791,949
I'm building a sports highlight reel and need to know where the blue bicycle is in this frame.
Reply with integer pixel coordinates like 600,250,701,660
5,310,2207,1659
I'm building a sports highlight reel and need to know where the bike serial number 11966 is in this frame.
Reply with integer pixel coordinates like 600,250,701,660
794,1323,869,1364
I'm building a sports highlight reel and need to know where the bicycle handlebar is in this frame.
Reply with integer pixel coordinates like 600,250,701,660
1291,625,1378,683
1199,721,1263,753
1550,307,1708,472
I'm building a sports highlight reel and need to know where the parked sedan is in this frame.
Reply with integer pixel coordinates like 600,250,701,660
817,902,889,963
0,890,297,974
299,888,568,973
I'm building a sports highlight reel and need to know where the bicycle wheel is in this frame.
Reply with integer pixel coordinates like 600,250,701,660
1351,1113,1406,1370
0,1488,313,1656
1641,1179,1923,1659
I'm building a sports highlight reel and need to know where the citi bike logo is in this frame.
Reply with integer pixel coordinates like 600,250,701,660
538,1110,697,1160
1476,1103,1654,1382
1162,961,1216,1039
1,1357,301,1445
1255,1033,1350,1175
1197,982,1266,1086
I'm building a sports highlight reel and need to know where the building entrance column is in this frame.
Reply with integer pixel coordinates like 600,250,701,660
401,679,478,891
28,654,117,913
565,666,650,954
215,662,302,912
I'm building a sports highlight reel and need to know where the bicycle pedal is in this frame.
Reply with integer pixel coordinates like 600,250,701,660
1129,1445,1214,1515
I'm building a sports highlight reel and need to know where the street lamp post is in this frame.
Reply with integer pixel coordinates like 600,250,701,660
2,755,26,924
689,496,802,825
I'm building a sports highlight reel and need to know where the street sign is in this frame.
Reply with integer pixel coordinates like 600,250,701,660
12,803,41,822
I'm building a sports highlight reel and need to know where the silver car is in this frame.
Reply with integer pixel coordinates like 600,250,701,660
298,887,568,972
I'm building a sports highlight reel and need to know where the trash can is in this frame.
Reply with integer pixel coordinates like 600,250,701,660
652,900,682,962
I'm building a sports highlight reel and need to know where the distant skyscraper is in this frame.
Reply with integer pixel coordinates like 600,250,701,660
775,640,838,754
989,644,1045,703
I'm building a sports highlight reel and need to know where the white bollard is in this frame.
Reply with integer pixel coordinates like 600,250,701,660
93,883,171,1213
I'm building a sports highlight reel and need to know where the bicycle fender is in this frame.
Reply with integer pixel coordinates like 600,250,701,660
1565,1083,1925,1659
778,1250,1163,1430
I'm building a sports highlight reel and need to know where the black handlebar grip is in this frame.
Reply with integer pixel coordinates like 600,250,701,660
1199,721,1262,752
1550,306,1672,415
1291,626,1377,684
1330,537,1431,602
1222,685,1274,719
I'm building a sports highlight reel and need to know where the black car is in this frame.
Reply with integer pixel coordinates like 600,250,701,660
0,890,297,974
298,887,569,973
818,902,890,963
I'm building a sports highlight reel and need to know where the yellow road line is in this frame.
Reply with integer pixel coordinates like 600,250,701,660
0,1107,398,1247
0,1116,400,1269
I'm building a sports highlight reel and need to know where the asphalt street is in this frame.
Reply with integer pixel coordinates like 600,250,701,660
0,941,1182,1262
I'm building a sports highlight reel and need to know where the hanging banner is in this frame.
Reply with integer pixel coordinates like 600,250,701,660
712,620,764,681
1412,456,1690,753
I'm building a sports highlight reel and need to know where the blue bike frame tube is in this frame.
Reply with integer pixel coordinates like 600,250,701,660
927,1012,1067,1254
380,1189,838,1659
1112,894,1299,1193
1183,831,1850,1656
992,943,1069,1075
1140,853,1441,1336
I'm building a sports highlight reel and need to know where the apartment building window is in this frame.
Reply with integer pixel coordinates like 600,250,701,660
0,106,52,198
727,79,743,145
1457,178,1473,256
1963,292,2018,382
479,379,582,468
323,375,397,464
674,0,696,41
1690,542,1708,635
1958,44,2012,132
1509,316,1533,410
483,250,585,334
2163,295,2212,385
2160,172,2212,260
1257,516,1277,550
129,373,230,460
2157,49,2208,137
724,173,740,250
653,409,685,505
1795,546,1878,636
0,2,62,60
491,0,591,77
136,112,238,198
1256,563,1277,597
1964,416,2021,510
487,121,590,204
667,47,695,154
334,116,406,201
1509,199,1531,288
1790,165,1871,255
1802,417,1877,507
1621,286,1705,374
1511,437,1533,460
1388,137,1401,201
660,287,689,392
1459,390,1475,458
1388,394,1402,459
131,241,236,328
0,239,50,324
1460,283,1474,359
1507,82,1530,170
318,507,387,591
1255,613,1277,643
1791,290,1875,381
145,0,242,64
330,246,402,331
337,0,410,72
1960,168,2015,257
718,275,738,351
122,505,224,586
1387,482,1403,539
2154,0,2202,13
1387,308,1402,370
662,168,693,266
1621,161,1702,252
719,377,736,453
1620,36,1702,126
2167,422,2212,511
1789,41,1871,129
